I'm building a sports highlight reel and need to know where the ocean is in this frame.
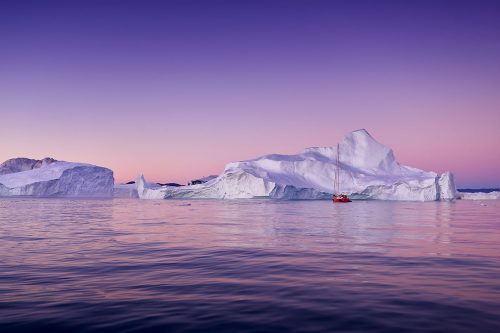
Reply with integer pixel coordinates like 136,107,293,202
1,198,499,332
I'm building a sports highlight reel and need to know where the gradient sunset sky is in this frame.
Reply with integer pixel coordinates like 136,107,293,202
1,0,499,187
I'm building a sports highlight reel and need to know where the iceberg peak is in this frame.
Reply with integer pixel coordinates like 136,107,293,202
350,128,372,136
340,129,396,171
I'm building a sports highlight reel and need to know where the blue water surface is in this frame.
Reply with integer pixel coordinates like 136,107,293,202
1,198,499,332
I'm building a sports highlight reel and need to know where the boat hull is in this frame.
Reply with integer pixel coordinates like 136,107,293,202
332,196,352,203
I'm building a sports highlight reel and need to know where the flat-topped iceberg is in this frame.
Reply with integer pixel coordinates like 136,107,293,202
137,129,457,201
0,158,114,197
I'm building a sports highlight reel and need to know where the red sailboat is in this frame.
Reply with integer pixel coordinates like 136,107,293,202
332,143,351,203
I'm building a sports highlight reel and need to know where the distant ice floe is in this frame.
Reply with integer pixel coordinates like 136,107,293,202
137,129,457,201
458,191,500,200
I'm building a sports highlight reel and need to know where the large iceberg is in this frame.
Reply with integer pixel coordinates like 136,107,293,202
137,129,457,201
0,158,114,197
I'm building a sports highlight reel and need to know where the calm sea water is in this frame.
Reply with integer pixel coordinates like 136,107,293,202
1,198,499,332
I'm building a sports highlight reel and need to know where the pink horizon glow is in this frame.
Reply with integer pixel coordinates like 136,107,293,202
1,1,499,188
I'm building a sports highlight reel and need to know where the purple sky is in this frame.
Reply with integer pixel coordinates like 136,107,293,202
1,0,499,187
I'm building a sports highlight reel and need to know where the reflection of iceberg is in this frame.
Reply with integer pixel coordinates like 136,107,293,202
328,201,454,256
0,158,114,197
137,129,457,201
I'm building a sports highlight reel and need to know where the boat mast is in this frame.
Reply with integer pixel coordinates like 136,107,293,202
335,143,340,194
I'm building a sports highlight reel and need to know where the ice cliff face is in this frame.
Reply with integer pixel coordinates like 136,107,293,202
137,129,457,201
113,183,139,198
0,158,114,197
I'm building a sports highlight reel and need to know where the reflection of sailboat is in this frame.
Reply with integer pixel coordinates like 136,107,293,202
333,143,351,203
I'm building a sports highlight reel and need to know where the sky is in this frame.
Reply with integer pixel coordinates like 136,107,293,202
1,0,499,188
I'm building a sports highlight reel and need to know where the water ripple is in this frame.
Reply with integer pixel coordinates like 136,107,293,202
0,198,499,332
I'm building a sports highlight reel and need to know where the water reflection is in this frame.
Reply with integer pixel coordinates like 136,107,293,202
2,198,496,259
0,198,499,332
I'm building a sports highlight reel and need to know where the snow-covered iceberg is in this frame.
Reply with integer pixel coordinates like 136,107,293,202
137,129,457,201
0,158,114,197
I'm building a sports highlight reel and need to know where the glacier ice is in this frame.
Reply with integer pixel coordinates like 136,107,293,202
137,129,457,201
458,191,500,200
0,158,114,197
0,157,56,175
113,183,139,198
